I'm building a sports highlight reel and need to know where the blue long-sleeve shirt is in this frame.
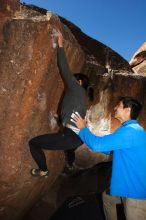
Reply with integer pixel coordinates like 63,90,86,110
79,120,146,199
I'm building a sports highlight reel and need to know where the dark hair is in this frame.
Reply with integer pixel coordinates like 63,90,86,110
74,73,94,101
119,96,142,119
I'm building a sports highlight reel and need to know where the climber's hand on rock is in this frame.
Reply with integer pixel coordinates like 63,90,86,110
57,32,64,47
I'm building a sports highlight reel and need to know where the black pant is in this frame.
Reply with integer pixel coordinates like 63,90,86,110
29,127,83,171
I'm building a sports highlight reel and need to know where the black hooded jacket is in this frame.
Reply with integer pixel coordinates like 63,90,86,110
58,47,87,127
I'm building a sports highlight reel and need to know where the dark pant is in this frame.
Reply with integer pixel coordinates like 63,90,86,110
29,127,83,171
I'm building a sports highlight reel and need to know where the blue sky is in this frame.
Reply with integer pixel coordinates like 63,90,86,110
20,0,146,61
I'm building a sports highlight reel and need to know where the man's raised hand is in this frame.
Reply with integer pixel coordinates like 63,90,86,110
71,112,87,129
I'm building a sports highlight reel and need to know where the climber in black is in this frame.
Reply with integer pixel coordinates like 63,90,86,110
29,32,94,177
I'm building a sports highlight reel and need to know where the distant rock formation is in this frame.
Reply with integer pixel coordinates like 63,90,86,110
130,42,146,75
0,1,146,220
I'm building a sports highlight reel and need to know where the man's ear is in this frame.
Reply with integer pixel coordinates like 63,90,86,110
125,107,131,116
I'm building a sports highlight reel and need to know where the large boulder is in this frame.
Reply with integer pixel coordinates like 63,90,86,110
0,1,146,219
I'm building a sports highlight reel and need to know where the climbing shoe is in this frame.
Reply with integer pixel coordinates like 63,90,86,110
30,168,49,178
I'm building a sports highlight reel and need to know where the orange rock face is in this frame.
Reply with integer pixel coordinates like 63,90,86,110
0,1,146,220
